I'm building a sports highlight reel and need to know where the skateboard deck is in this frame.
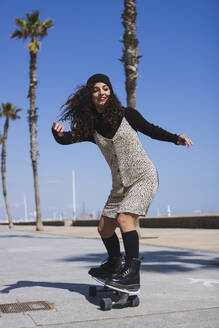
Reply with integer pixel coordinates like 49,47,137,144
89,276,140,310
93,276,140,294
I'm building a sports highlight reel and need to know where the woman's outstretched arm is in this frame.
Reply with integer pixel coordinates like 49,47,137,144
52,122,95,145
52,122,75,145
125,108,193,147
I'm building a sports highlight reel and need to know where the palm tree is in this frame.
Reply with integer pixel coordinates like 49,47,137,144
120,0,142,237
0,103,22,229
120,0,141,108
10,10,54,231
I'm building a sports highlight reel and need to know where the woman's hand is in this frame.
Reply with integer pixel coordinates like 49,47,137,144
52,122,66,137
177,134,193,148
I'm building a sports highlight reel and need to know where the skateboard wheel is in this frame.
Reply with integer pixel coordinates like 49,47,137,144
100,297,112,311
129,295,140,307
89,286,97,297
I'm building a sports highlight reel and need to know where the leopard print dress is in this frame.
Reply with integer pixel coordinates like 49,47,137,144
94,116,159,218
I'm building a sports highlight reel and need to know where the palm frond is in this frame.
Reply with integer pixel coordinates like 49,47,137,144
13,109,22,120
15,17,28,30
26,11,40,37
10,17,28,39
38,19,54,38
15,18,29,39
10,29,25,39
0,103,22,119
40,19,54,30
26,10,40,24
11,114,21,120
3,103,15,116
29,21,40,37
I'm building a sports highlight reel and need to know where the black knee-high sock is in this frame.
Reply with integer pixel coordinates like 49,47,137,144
122,230,139,260
102,233,121,257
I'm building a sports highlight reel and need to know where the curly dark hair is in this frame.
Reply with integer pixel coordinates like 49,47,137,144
58,85,123,141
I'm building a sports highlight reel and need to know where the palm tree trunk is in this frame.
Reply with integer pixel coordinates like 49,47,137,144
121,0,142,237
120,0,141,109
1,118,14,229
28,52,43,231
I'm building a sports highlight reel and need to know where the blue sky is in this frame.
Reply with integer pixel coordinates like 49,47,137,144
0,0,218,220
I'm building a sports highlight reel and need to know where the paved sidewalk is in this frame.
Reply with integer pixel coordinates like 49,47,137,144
0,228,219,328
1,224,218,251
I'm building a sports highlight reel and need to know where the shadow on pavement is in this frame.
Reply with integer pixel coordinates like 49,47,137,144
58,250,219,274
0,280,105,307
140,250,219,273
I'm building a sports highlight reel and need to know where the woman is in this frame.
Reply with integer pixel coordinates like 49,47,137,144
52,73,193,291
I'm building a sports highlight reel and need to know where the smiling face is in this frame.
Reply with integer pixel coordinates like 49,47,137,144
92,82,111,112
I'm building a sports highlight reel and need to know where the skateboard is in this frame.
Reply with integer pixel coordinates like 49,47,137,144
89,276,140,311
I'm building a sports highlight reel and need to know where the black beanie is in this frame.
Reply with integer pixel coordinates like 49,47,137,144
86,74,113,91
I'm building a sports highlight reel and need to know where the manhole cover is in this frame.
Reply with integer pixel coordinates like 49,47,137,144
0,301,53,314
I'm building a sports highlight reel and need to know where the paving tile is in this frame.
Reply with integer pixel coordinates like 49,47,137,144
0,313,35,328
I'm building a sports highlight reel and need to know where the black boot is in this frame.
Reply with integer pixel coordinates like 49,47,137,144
105,258,141,290
88,255,122,279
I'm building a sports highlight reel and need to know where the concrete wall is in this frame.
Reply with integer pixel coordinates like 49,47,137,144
139,214,219,229
72,213,219,229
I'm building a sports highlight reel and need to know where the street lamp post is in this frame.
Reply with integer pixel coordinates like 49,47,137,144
24,192,28,221
72,170,76,221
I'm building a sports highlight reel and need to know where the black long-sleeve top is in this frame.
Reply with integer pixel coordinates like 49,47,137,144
52,107,179,145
